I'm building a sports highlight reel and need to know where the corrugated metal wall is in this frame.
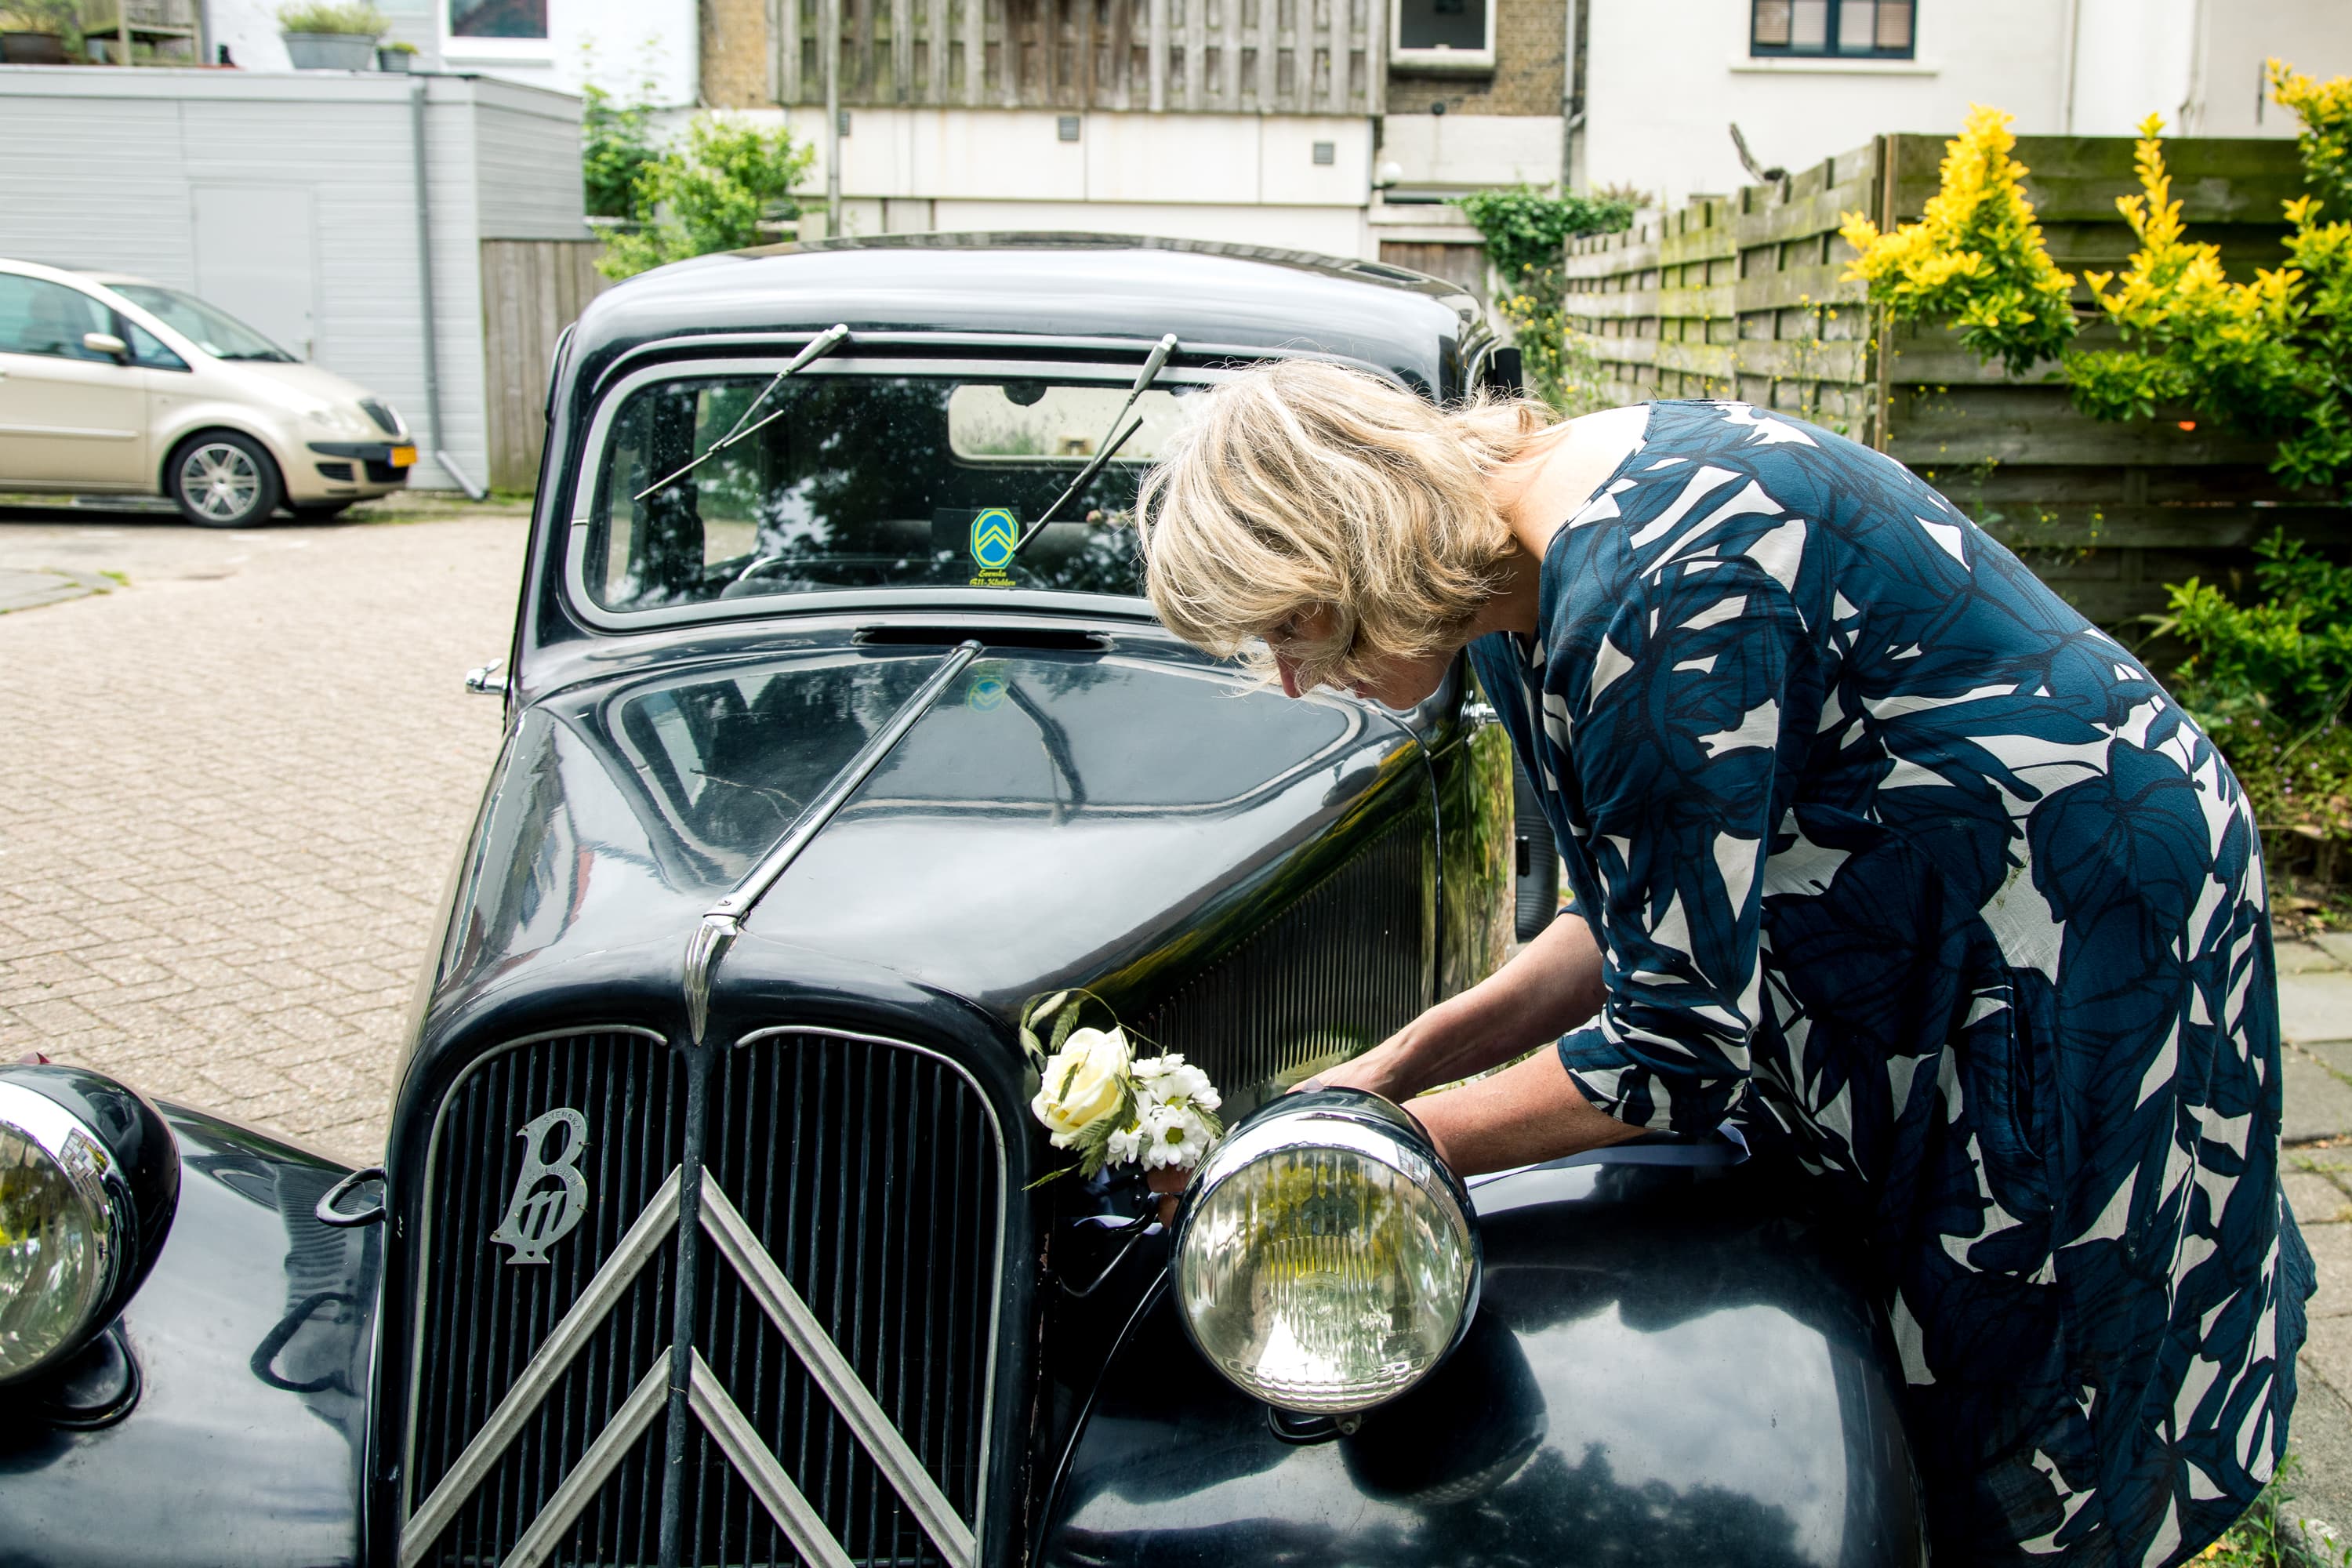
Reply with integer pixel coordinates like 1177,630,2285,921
0,67,586,494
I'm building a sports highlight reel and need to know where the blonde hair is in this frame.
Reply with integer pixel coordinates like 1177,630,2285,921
1136,358,1555,691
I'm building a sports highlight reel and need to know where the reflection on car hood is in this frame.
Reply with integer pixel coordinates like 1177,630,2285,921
414,639,1418,1062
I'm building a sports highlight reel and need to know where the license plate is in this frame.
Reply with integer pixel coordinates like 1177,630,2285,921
389,445,417,468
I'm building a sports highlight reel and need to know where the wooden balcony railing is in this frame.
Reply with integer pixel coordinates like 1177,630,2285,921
769,0,1389,115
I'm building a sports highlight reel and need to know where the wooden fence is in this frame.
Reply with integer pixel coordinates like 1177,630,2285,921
481,239,611,495
769,0,1387,115
1559,134,2350,627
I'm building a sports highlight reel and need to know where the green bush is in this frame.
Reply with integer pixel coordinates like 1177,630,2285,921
594,114,815,279
1453,185,1637,282
2158,528,2352,731
581,80,659,221
2154,529,2352,883
275,1,387,34
1838,105,2081,376
1452,186,1636,415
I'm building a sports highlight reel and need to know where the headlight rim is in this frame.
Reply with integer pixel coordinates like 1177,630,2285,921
0,1068,179,1389
1169,1085,1482,1415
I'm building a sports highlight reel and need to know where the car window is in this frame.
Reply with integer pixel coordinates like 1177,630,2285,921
582,371,1207,613
0,274,116,362
122,319,187,372
104,283,296,362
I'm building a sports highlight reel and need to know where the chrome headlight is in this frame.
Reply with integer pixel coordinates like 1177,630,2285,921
1171,1088,1479,1414
0,1069,178,1386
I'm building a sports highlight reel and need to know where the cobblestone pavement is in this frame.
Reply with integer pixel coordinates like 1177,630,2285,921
0,500,526,1164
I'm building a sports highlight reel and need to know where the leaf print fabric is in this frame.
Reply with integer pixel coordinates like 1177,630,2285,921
1467,400,2314,1568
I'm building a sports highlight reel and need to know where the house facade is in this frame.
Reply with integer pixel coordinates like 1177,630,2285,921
1581,0,2352,216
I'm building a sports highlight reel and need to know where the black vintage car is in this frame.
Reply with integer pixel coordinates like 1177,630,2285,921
0,236,1926,1568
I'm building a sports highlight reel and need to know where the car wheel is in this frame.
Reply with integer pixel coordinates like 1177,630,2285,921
169,433,281,528
289,500,356,521
1512,751,1560,942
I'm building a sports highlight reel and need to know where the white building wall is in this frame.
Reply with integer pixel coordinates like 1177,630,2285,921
198,0,691,102
0,67,583,492
2067,0,2352,137
691,106,1383,256
1582,0,2071,211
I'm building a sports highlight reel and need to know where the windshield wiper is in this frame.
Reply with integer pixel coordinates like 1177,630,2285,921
633,322,850,502
1007,332,1178,561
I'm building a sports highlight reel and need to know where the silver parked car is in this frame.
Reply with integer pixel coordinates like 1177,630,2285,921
0,257,414,526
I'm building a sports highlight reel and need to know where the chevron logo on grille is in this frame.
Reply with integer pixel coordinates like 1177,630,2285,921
401,1168,976,1568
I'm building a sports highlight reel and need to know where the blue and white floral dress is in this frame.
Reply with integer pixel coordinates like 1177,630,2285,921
1466,399,2312,1566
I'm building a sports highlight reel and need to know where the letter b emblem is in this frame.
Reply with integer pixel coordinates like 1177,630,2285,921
490,1108,591,1265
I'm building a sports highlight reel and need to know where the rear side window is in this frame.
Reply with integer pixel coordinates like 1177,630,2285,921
0,274,115,361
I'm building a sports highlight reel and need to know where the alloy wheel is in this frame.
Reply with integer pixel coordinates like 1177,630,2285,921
179,441,263,524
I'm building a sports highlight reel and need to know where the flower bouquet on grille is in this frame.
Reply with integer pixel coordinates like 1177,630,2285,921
1021,989,1224,1201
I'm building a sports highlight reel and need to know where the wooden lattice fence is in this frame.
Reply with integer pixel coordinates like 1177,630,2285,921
1559,133,2351,627
768,0,1388,115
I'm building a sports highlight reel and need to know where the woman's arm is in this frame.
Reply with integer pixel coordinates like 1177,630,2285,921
1312,916,1643,1176
1314,913,1608,1101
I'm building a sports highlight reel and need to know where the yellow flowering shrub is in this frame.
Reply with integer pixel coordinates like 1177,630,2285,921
1838,105,2080,375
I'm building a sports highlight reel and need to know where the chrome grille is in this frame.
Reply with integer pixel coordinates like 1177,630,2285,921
684,1033,1001,1568
1138,815,1433,1095
406,1029,685,1568
401,1027,1005,1568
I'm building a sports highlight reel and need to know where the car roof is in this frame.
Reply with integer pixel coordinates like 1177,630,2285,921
565,232,1489,397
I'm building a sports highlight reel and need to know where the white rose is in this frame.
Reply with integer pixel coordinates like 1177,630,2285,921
1031,1026,1132,1149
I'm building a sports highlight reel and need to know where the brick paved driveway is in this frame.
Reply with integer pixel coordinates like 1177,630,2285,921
0,502,525,1164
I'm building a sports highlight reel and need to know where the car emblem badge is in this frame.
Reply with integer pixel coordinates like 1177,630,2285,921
490,1107,591,1264
968,506,1017,586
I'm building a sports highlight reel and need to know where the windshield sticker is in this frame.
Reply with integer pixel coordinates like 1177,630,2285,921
969,507,1018,586
966,667,1008,711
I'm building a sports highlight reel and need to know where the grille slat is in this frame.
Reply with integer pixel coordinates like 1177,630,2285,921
405,1026,1003,1568
1138,815,1432,1099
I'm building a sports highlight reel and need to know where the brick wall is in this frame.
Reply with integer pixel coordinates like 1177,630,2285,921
1386,0,1565,116
702,0,774,108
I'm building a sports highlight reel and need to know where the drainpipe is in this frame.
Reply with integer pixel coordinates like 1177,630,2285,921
409,77,486,500
1559,0,1582,191
823,0,842,225
2058,0,2081,134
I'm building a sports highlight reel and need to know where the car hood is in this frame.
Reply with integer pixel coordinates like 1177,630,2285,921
409,638,1422,1065
209,359,391,423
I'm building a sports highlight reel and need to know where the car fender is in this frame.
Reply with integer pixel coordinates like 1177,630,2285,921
0,1103,381,1568
149,401,303,491
1036,1149,1926,1568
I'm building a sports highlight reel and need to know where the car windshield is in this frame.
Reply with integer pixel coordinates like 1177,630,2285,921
578,368,1206,611
107,284,296,362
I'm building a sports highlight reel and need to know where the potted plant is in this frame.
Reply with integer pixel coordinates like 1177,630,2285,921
376,37,416,71
0,1,77,64
278,0,386,70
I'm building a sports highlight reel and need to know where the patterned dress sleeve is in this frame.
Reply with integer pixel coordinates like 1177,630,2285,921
1551,557,1820,1135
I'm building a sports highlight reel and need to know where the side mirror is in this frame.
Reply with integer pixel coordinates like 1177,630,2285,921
82,332,129,363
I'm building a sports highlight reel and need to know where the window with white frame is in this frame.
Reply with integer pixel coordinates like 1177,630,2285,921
1391,0,1493,73
1751,0,1915,58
